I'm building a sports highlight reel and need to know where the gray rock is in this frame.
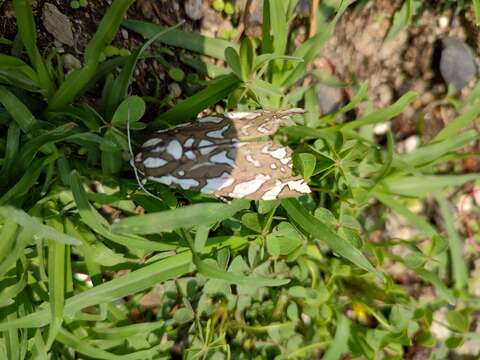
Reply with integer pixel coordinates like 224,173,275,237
42,3,74,47
440,37,478,92
317,83,344,115
184,0,203,21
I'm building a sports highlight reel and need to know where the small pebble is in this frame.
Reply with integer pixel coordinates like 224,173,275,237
42,3,74,46
63,54,81,69
184,0,203,20
404,135,420,153
169,83,182,97
373,122,391,135
438,16,449,29
440,37,478,92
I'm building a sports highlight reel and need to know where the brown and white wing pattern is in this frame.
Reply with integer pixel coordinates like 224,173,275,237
133,109,311,200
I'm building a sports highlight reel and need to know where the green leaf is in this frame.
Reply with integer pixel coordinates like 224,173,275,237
266,222,302,256
224,47,242,79
240,37,255,81
111,96,146,127
112,200,250,234
446,310,469,333
282,198,382,279
298,153,316,180
322,312,351,360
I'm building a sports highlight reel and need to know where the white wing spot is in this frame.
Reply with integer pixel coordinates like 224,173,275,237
184,137,194,148
262,181,286,200
142,138,163,148
150,146,165,153
190,162,215,170
225,111,261,120
287,180,311,194
200,146,216,155
185,151,196,160
269,147,288,160
166,140,183,160
270,163,277,169
210,151,236,167
198,116,224,123
245,154,262,167
202,172,236,193
135,153,143,162
206,124,230,139
199,140,216,155
229,174,271,198
143,157,168,168
150,175,199,190
178,170,185,176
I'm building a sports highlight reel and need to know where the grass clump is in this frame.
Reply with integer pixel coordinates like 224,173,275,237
0,0,479,359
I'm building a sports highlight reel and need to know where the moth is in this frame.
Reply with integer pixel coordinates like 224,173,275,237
133,109,311,200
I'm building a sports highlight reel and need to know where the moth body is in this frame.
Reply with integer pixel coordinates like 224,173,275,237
134,109,311,200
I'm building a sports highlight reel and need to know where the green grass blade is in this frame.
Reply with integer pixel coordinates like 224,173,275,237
11,0,54,97
0,158,46,205
0,206,80,245
112,200,250,235
433,100,480,142
374,192,438,238
0,85,36,132
342,91,418,131
321,312,350,360
69,171,169,252
282,198,382,279
0,252,192,330
436,195,469,292
269,0,287,55
474,0,480,25
399,130,478,167
382,174,479,197
121,20,238,60
0,122,20,178
148,74,241,129
46,228,66,348
194,257,289,287
414,267,456,305
0,54,40,91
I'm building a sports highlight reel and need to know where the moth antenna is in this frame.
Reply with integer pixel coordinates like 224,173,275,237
126,106,163,202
